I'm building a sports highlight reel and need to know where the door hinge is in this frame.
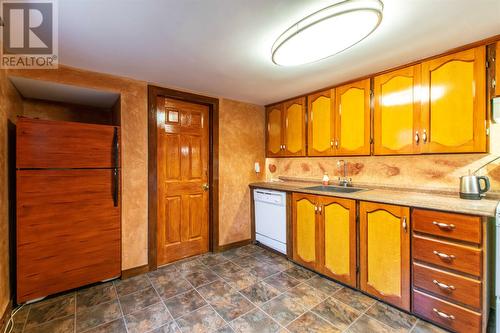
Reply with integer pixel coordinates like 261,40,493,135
486,60,490,69
370,138,374,144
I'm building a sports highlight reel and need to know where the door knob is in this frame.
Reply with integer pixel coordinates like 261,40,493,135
202,183,209,191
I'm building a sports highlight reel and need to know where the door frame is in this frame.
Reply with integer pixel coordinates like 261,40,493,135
148,85,219,271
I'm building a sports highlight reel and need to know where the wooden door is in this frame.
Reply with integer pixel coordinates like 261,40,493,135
307,90,335,156
17,169,121,303
157,97,210,265
283,97,306,156
335,79,371,155
421,46,486,153
360,202,410,310
266,104,283,157
292,193,319,271
319,197,357,287
373,65,422,155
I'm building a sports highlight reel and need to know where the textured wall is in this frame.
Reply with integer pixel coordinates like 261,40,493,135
266,123,500,194
219,98,265,245
7,66,149,270
0,70,23,319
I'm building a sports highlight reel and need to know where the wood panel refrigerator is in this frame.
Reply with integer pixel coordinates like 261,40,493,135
16,118,121,303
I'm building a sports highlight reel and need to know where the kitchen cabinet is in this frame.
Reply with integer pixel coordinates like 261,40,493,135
292,193,357,287
373,65,422,155
359,201,410,310
266,103,283,157
307,89,335,156
266,98,306,157
283,97,306,156
334,79,371,155
496,42,500,97
421,46,486,153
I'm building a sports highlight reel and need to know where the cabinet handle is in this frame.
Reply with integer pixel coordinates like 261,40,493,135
335,139,338,148
432,221,455,231
432,279,455,292
330,139,334,148
283,144,286,150
415,131,420,144
433,250,455,261
318,205,323,215
314,205,318,214
432,308,455,320
402,217,407,232
422,129,428,143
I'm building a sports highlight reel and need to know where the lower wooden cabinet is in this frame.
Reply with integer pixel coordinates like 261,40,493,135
292,193,357,287
359,201,411,310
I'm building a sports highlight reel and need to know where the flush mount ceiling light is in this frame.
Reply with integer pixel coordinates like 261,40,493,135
271,0,383,66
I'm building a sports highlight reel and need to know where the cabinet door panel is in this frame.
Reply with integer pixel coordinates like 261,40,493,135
284,97,306,156
421,47,486,153
496,43,500,97
374,65,421,155
308,90,335,156
360,202,410,310
266,104,283,157
335,79,371,155
321,197,356,287
292,193,318,270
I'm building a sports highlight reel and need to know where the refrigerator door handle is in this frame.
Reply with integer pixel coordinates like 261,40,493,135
112,128,119,207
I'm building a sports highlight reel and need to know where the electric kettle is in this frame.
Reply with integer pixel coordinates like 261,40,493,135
459,172,490,200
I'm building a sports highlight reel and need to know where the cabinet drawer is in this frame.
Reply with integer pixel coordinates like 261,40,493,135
413,290,481,333
413,235,482,277
413,209,481,244
413,262,481,309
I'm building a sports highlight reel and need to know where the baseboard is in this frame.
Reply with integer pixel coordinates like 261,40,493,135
121,264,150,279
0,300,13,333
215,239,252,252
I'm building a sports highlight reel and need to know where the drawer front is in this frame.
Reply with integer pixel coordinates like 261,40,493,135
413,290,481,333
413,263,481,309
413,235,482,277
413,209,481,244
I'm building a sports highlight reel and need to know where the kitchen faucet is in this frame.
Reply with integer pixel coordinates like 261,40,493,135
337,160,352,187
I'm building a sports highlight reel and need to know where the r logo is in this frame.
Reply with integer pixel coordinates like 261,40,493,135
2,1,53,54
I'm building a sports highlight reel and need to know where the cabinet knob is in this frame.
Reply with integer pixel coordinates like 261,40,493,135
432,279,455,292
432,221,455,231
335,139,339,148
402,217,407,232
433,250,455,262
432,308,455,320
422,129,428,143
415,131,420,144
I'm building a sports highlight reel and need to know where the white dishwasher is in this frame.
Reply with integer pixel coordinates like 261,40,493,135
254,189,287,254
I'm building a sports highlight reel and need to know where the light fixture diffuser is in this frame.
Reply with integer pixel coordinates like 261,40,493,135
272,0,383,66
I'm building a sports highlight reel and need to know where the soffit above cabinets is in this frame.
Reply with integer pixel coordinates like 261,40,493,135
9,76,120,108
57,0,500,104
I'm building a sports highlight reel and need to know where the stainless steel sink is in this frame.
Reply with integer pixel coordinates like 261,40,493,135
303,185,367,193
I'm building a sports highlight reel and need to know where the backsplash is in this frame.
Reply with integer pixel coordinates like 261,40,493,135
266,119,500,194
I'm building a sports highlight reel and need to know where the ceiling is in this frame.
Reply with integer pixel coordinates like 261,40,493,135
59,0,500,105
9,76,120,108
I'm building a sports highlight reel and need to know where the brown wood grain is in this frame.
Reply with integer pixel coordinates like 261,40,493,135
17,117,119,169
413,289,482,333
413,235,482,277
16,169,121,303
412,208,482,244
413,262,481,310
156,97,210,265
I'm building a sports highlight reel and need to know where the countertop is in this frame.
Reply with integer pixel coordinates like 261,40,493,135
249,180,499,217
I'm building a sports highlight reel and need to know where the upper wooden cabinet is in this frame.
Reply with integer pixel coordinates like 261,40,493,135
292,193,357,288
283,97,306,156
307,79,370,157
266,104,283,157
266,98,306,157
496,43,500,97
335,79,371,155
373,65,421,155
421,46,486,153
307,89,335,156
359,201,410,310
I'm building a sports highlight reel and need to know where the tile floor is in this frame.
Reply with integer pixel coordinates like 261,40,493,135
9,244,454,333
